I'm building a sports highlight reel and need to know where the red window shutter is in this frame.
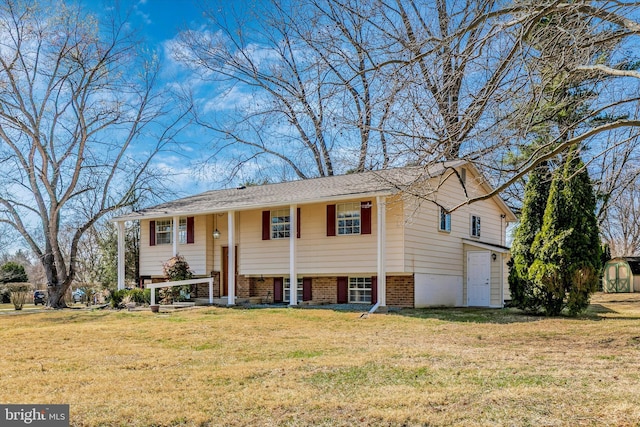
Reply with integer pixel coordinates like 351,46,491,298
361,201,372,235
302,277,312,301
337,276,348,303
149,221,156,246
371,276,377,305
297,207,301,239
186,217,195,244
273,277,283,303
262,211,271,240
326,204,336,236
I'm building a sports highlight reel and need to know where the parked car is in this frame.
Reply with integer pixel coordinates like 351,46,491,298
72,289,85,303
33,290,46,305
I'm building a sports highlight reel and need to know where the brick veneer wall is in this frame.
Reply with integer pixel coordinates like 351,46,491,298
252,277,275,302
309,277,339,304
386,275,415,308
236,275,250,298
194,272,220,298
193,274,415,307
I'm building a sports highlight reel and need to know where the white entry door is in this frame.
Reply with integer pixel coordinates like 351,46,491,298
467,251,491,307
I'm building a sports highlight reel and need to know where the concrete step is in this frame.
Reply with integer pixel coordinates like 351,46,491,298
172,302,196,308
193,297,266,306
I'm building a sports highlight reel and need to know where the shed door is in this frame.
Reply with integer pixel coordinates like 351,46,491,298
605,262,631,293
467,251,491,307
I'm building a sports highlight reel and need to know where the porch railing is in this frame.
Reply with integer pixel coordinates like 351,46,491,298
146,277,214,305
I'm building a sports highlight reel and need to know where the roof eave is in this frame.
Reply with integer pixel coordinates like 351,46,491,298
110,189,395,222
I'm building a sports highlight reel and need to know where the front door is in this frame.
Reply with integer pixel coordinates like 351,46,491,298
467,251,491,307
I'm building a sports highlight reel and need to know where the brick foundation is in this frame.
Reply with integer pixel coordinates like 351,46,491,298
309,277,339,304
225,275,415,307
386,275,415,308
186,274,415,307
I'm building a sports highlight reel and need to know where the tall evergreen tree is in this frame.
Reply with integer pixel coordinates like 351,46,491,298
529,147,602,315
508,161,551,312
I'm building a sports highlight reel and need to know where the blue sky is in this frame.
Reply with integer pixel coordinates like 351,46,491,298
86,0,237,196
104,0,205,43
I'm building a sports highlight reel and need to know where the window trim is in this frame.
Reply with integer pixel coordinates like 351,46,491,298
348,276,372,304
470,215,481,238
439,207,451,232
270,209,291,239
336,202,361,236
155,219,173,245
178,218,187,244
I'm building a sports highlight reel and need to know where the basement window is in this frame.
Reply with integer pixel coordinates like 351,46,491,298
283,277,303,303
349,277,372,303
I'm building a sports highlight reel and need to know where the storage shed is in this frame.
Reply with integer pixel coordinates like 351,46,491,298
603,257,640,293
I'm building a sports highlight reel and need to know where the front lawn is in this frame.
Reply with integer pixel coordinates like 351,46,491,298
1,293,639,426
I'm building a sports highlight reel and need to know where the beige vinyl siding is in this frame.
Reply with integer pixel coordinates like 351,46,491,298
490,252,503,307
140,218,173,276
239,210,291,275
238,198,404,276
139,216,210,277
383,197,405,273
178,216,208,275
403,170,508,275
296,202,378,275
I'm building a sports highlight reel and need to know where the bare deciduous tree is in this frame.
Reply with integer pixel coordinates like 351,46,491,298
0,1,185,307
178,0,640,250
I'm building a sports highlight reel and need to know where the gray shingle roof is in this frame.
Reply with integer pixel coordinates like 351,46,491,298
113,160,467,221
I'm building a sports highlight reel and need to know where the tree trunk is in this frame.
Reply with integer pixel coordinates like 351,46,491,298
43,254,68,309
47,284,69,309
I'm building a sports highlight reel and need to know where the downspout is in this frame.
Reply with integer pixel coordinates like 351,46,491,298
369,301,380,314
371,195,386,313
117,221,125,290
500,214,506,308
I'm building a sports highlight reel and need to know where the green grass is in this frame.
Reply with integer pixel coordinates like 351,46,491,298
0,293,639,426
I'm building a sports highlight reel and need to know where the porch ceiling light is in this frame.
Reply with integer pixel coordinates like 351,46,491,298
213,229,221,239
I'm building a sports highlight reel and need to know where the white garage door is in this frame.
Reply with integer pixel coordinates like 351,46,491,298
467,251,491,307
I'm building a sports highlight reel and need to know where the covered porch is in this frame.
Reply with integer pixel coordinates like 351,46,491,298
113,196,390,312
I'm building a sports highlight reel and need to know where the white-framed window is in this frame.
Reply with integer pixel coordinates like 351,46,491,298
271,209,290,239
337,202,360,235
178,218,187,244
439,207,451,232
349,277,371,303
284,277,303,303
471,215,481,238
155,219,172,245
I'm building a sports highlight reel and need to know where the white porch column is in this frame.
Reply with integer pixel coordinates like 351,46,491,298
172,215,179,256
289,204,297,306
116,221,126,290
376,196,386,307
227,210,236,306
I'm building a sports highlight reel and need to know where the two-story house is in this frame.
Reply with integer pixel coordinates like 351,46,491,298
111,160,516,310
